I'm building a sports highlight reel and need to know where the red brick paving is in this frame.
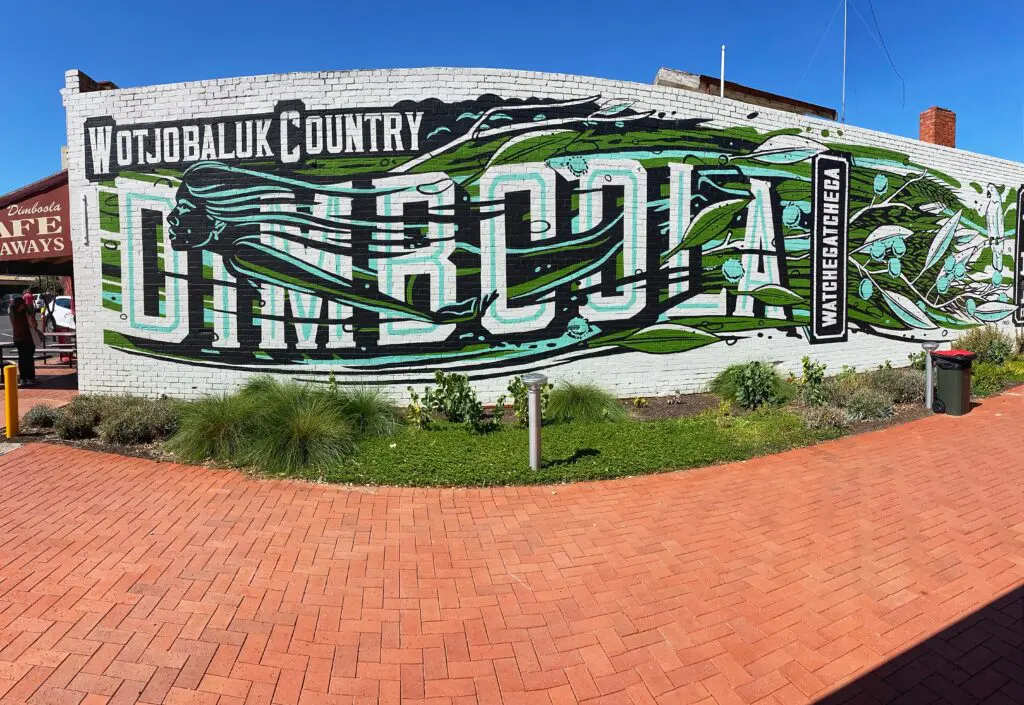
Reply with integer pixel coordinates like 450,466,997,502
0,390,1022,704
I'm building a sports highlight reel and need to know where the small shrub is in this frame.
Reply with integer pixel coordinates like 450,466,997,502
505,377,551,428
244,384,355,475
406,387,431,429
492,394,507,425
63,394,122,426
415,370,483,426
166,393,259,463
735,362,780,410
801,405,849,431
865,367,925,404
845,387,895,421
54,407,98,440
819,372,864,408
971,362,1011,397
956,326,1013,365
711,362,790,409
97,400,179,445
146,400,181,438
1002,359,1024,381
800,356,828,406
908,351,927,371
632,396,648,409
98,409,156,445
332,386,400,437
23,404,59,429
546,382,628,423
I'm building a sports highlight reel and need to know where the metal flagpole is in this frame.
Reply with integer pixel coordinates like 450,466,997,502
841,0,848,122
720,45,726,98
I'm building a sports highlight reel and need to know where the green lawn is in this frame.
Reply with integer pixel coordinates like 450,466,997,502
317,409,839,487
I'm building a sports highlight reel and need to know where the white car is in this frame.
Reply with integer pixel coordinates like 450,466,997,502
51,296,76,330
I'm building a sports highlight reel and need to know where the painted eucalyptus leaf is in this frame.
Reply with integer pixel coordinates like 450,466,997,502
881,289,937,330
922,210,963,272
973,301,1017,322
861,225,913,247
739,284,804,307
662,198,750,260
920,202,948,215
608,324,719,354
595,102,632,116
749,134,827,164
488,129,575,167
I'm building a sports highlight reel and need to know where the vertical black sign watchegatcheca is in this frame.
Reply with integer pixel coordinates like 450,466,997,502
1015,186,1024,326
810,152,850,344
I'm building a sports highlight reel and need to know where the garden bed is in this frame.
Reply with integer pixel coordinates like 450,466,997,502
16,325,1024,487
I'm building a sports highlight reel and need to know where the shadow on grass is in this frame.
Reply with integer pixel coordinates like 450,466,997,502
544,448,600,467
814,585,1023,704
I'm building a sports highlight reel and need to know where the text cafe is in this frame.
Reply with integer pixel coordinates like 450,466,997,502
0,171,72,275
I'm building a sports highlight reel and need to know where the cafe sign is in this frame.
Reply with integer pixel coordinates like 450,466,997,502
0,182,70,261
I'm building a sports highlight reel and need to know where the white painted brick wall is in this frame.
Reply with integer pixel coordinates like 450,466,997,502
61,68,1024,401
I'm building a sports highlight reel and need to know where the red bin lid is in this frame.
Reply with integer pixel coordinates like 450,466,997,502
933,349,975,357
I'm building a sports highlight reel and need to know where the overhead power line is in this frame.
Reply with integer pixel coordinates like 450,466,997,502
795,0,845,94
851,0,907,108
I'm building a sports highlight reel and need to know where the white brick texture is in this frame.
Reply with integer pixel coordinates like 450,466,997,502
61,68,1024,401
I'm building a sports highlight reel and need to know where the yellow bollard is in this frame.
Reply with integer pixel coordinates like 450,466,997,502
4,365,17,438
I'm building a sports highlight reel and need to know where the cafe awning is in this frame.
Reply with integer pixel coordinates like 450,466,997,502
0,170,72,275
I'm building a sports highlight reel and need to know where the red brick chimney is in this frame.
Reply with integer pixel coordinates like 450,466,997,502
920,107,956,148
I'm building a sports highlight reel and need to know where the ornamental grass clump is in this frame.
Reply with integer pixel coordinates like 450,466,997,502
165,392,259,463
331,386,402,437
168,378,362,475
242,381,355,475
545,382,628,423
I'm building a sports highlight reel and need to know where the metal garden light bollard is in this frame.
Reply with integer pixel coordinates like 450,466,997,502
521,372,547,470
922,341,939,410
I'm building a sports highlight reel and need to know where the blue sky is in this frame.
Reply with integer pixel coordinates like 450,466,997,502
1,0,1021,194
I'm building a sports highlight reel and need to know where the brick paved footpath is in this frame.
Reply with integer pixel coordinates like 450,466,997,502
0,390,1021,704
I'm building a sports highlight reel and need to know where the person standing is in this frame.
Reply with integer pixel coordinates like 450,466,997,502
21,288,34,313
9,298,37,386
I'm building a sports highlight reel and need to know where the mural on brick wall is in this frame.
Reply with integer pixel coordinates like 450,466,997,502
81,95,1021,378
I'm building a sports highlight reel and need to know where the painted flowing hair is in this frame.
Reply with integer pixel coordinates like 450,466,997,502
178,161,456,244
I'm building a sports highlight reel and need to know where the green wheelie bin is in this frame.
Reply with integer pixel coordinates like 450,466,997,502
931,349,976,416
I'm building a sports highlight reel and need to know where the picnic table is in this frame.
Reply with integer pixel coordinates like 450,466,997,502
0,331,77,373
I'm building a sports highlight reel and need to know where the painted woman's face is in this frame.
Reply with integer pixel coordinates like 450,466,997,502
167,188,224,249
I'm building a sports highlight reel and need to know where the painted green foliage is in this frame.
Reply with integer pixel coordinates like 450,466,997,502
95,94,1019,372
